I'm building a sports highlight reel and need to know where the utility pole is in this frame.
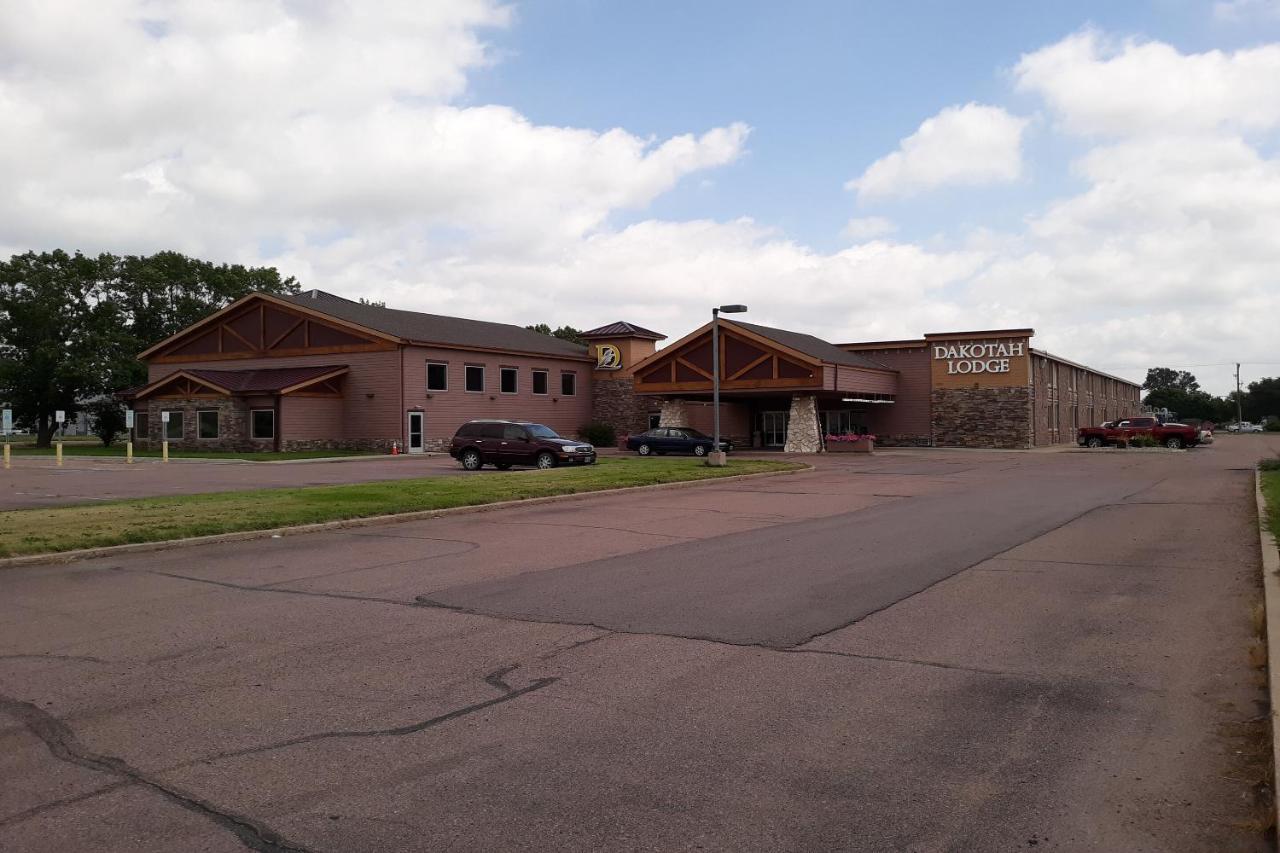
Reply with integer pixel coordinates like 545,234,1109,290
1236,362,1243,426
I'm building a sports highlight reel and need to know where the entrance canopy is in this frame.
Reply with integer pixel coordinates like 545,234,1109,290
631,319,898,399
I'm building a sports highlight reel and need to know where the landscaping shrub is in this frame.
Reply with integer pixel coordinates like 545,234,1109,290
1129,434,1160,448
578,421,617,447
1260,458,1280,472
1265,420,1280,432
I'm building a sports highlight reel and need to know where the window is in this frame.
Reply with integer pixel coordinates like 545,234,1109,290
465,364,485,393
480,423,505,439
503,424,529,441
251,409,275,440
532,369,549,395
134,412,149,438
426,362,448,391
198,410,219,439
500,366,518,394
648,413,661,429
560,371,577,396
164,411,183,440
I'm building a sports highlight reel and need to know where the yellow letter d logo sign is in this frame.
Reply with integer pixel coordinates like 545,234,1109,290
596,344,622,370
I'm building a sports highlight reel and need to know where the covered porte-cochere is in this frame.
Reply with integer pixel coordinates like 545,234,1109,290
628,318,899,452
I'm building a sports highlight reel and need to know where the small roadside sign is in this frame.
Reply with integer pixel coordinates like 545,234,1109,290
161,411,170,423
55,410,65,424
2,409,11,435
126,410,135,430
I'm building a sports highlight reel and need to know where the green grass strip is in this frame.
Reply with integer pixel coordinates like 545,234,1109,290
0,457,802,558
7,445,375,461
1262,467,1280,541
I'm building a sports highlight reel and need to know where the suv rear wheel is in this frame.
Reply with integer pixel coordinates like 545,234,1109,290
536,451,557,469
1164,436,1184,449
461,448,483,470
1085,436,1103,448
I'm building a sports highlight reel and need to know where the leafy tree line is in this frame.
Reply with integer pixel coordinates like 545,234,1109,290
1143,367,1280,424
525,323,587,345
0,250,298,446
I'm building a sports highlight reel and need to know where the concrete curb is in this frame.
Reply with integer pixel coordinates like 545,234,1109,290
0,463,813,569
1256,468,1280,823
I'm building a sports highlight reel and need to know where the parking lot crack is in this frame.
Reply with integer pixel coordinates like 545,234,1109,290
0,691,313,852
199,666,556,764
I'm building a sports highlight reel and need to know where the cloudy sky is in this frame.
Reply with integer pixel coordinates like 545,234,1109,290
3,1,1280,393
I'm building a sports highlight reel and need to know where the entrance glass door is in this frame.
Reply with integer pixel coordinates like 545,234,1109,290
407,411,424,453
761,411,789,447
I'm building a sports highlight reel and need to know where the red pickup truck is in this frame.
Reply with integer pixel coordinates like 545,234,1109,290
1077,416,1200,449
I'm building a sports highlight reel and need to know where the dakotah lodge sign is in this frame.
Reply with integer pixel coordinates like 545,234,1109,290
926,330,1032,389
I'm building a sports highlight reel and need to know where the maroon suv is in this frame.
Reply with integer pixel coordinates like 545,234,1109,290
449,420,596,470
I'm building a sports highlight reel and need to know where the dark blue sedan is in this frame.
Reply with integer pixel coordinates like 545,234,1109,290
626,427,733,457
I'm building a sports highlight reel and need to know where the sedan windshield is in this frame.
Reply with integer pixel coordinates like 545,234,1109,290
525,424,561,439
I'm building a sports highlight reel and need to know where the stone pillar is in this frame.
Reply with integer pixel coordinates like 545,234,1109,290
783,394,823,453
658,398,690,428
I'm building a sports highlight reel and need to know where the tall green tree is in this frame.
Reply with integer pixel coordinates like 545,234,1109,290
525,323,587,346
114,251,299,383
1243,377,1280,422
0,251,135,446
0,250,300,446
1143,367,1200,393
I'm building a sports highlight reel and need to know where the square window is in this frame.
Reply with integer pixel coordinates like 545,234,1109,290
465,365,485,392
251,409,275,440
426,362,448,391
532,369,549,395
560,372,576,396
198,410,219,439
164,411,183,440
500,366,518,394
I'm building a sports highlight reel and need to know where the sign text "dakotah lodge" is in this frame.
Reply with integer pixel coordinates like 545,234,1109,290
933,341,1026,375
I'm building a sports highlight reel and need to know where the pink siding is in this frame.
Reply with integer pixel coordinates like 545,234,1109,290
282,395,344,441
148,349,404,443
829,365,898,394
849,347,931,438
686,402,752,443
401,346,595,444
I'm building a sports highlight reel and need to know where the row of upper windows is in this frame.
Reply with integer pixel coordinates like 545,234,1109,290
426,362,576,396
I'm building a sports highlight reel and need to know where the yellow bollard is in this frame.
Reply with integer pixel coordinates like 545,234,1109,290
162,440,169,462
3,443,8,470
126,441,133,464
56,441,63,467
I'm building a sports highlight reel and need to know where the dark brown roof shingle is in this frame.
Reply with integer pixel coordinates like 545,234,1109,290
280,290,591,359
730,321,891,370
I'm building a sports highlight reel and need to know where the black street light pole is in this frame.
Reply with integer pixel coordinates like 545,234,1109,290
711,304,748,465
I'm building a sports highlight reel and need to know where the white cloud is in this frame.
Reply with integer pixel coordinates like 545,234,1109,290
1014,31,1280,136
841,216,897,241
0,0,748,257
847,103,1029,200
1214,0,1280,22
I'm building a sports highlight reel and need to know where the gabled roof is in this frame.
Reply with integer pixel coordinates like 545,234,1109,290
729,321,890,370
279,290,592,360
580,321,667,341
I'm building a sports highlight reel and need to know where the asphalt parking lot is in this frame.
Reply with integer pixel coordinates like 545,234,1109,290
1,436,1277,851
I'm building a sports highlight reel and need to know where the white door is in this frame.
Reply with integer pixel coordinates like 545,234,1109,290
407,411,424,453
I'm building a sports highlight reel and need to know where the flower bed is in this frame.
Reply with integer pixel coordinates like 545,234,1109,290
825,434,876,453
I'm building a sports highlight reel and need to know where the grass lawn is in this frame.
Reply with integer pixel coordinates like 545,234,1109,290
1262,460,1280,540
0,457,803,558
6,444,375,461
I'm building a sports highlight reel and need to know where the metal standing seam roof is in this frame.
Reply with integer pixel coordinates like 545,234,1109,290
278,290,592,359
580,321,667,341
729,321,892,371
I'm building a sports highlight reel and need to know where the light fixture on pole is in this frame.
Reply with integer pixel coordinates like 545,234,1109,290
710,304,748,466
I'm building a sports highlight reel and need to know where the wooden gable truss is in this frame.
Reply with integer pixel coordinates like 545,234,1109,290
134,371,233,400
142,295,398,364
633,322,823,393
